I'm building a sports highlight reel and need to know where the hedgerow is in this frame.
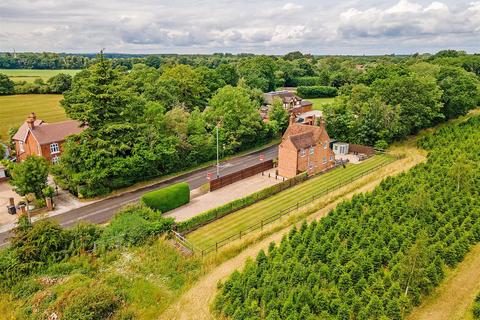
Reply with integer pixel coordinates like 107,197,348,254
214,116,480,319
141,182,190,213
176,173,307,233
296,85,338,98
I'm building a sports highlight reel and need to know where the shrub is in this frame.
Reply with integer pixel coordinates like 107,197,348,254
100,204,174,248
297,86,338,98
60,283,121,320
141,182,190,213
176,173,307,233
474,294,480,319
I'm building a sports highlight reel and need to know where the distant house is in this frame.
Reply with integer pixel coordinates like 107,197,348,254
12,113,84,164
262,90,322,125
278,115,335,178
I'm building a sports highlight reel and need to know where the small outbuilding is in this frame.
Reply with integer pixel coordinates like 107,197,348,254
332,142,349,155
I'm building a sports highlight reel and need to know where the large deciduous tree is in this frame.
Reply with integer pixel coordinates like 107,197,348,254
237,56,276,92
10,156,49,198
205,85,267,153
436,66,480,119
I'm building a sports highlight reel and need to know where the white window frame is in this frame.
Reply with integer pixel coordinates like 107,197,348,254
323,142,328,149
50,143,60,154
322,156,327,164
309,147,314,155
330,155,334,161
51,155,60,164
19,141,24,152
300,149,306,157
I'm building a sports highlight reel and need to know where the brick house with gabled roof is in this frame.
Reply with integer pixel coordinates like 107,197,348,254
12,113,84,164
278,115,335,178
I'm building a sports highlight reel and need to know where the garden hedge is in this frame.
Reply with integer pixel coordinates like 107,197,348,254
141,182,190,213
176,173,307,233
292,76,325,87
296,85,338,98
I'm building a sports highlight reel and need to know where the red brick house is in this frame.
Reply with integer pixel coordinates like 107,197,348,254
12,113,84,164
278,116,335,178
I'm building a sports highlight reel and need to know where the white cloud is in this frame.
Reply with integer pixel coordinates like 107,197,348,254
0,0,478,54
338,0,480,39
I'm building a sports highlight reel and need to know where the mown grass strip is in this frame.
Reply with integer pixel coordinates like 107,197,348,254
187,155,394,250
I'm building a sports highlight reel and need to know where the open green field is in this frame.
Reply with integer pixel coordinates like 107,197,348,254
0,94,66,140
309,97,335,110
187,154,395,250
0,69,81,83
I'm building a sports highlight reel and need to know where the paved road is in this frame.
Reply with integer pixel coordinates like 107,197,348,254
0,145,278,247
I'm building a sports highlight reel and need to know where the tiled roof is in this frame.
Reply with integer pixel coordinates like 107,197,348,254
13,119,84,145
12,120,43,141
289,132,316,149
282,123,326,150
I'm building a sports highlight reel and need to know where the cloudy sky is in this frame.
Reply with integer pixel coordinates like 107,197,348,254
1,0,479,54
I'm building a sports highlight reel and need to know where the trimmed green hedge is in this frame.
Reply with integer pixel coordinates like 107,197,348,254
141,182,190,213
176,173,307,233
297,85,337,98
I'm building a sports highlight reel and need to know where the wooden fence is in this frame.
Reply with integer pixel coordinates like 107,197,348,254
349,144,375,156
210,160,274,191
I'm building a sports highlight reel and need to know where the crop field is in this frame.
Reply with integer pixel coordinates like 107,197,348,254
0,94,67,140
0,69,81,82
187,154,395,250
309,97,335,110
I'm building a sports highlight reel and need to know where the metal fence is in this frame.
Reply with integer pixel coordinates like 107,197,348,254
197,154,401,256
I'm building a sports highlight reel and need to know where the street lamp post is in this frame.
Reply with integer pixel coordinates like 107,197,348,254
216,124,220,178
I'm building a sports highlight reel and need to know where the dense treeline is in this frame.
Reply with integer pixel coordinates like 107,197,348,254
214,115,480,319
324,61,480,148
52,57,279,197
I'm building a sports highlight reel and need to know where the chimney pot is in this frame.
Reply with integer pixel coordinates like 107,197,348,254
27,115,35,130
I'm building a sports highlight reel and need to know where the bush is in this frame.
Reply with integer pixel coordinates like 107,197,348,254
474,294,480,319
141,182,190,213
176,173,307,233
100,204,174,248
297,86,338,98
61,283,121,320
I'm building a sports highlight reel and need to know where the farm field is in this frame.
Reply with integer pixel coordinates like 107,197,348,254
187,154,395,251
0,94,66,140
309,97,335,110
0,69,80,82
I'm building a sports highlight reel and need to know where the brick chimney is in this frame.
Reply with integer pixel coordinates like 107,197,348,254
27,112,36,130
289,113,296,125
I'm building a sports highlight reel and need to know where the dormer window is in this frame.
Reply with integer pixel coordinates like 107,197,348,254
50,143,60,154
19,141,24,152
